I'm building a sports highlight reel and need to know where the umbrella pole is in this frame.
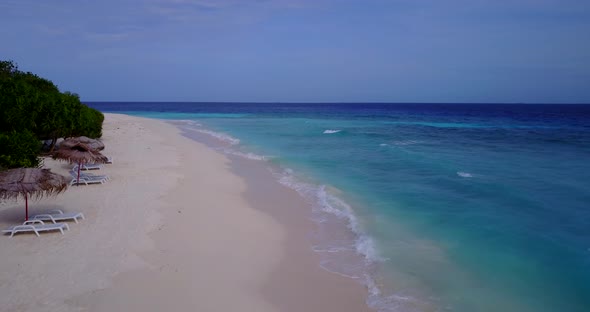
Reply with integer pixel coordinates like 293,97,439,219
77,160,82,186
25,193,28,221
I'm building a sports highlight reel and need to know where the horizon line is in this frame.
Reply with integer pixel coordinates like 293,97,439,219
82,101,590,105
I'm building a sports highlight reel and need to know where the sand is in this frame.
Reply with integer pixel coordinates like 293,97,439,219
0,114,371,312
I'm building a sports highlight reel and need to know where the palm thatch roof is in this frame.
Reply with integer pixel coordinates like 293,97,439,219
60,136,105,151
53,142,108,164
0,168,68,201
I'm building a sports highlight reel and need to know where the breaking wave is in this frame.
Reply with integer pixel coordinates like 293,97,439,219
192,129,240,145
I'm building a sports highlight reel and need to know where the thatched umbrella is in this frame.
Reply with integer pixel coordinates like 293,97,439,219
0,168,68,220
60,136,105,151
53,142,108,186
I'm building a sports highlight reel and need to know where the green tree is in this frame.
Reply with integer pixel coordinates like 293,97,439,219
0,59,104,167
0,130,41,169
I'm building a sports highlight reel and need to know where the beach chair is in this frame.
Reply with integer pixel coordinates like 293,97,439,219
69,174,107,186
73,163,103,171
79,171,110,181
32,210,85,224
106,156,114,164
69,177,106,186
69,171,108,186
3,220,69,237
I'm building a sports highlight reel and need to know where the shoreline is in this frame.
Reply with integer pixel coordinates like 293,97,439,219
177,120,382,310
227,153,373,312
0,113,371,312
178,121,376,311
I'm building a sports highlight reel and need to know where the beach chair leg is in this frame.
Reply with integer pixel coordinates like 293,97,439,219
80,213,85,220
34,229,40,237
65,224,70,231
59,228,64,235
10,231,15,238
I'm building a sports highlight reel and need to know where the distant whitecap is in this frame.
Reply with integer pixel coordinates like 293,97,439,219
392,140,421,146
457,171,473,178
323,129,341,134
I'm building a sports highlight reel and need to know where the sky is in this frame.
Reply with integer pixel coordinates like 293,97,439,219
1,0,589,103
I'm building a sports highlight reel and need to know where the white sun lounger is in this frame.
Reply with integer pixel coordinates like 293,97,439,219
69,172,108,186
82,172,110,180
73,163,103,170
79,173,110,182
71,170,110,181
3,220,70,237
32,210,85,224
70,178,105,186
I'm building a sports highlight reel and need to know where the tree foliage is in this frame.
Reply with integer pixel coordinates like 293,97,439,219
0,60,104,169
0,130,41,168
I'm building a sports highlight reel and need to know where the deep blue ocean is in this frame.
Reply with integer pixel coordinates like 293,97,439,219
89,102,590,312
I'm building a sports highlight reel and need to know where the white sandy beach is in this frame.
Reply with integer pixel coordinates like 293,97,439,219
0,114,370,312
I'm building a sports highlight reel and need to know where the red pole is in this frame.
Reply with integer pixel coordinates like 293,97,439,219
25,193,28,221
77,160,82,186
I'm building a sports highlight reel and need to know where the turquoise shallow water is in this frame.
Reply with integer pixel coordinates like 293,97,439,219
91,103,590,312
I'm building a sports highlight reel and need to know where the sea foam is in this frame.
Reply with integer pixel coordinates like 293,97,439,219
172,119,202,127
277,172,383,264
323,129,341,134
274,168,408,311
191,129,241,145
218,148,270,161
